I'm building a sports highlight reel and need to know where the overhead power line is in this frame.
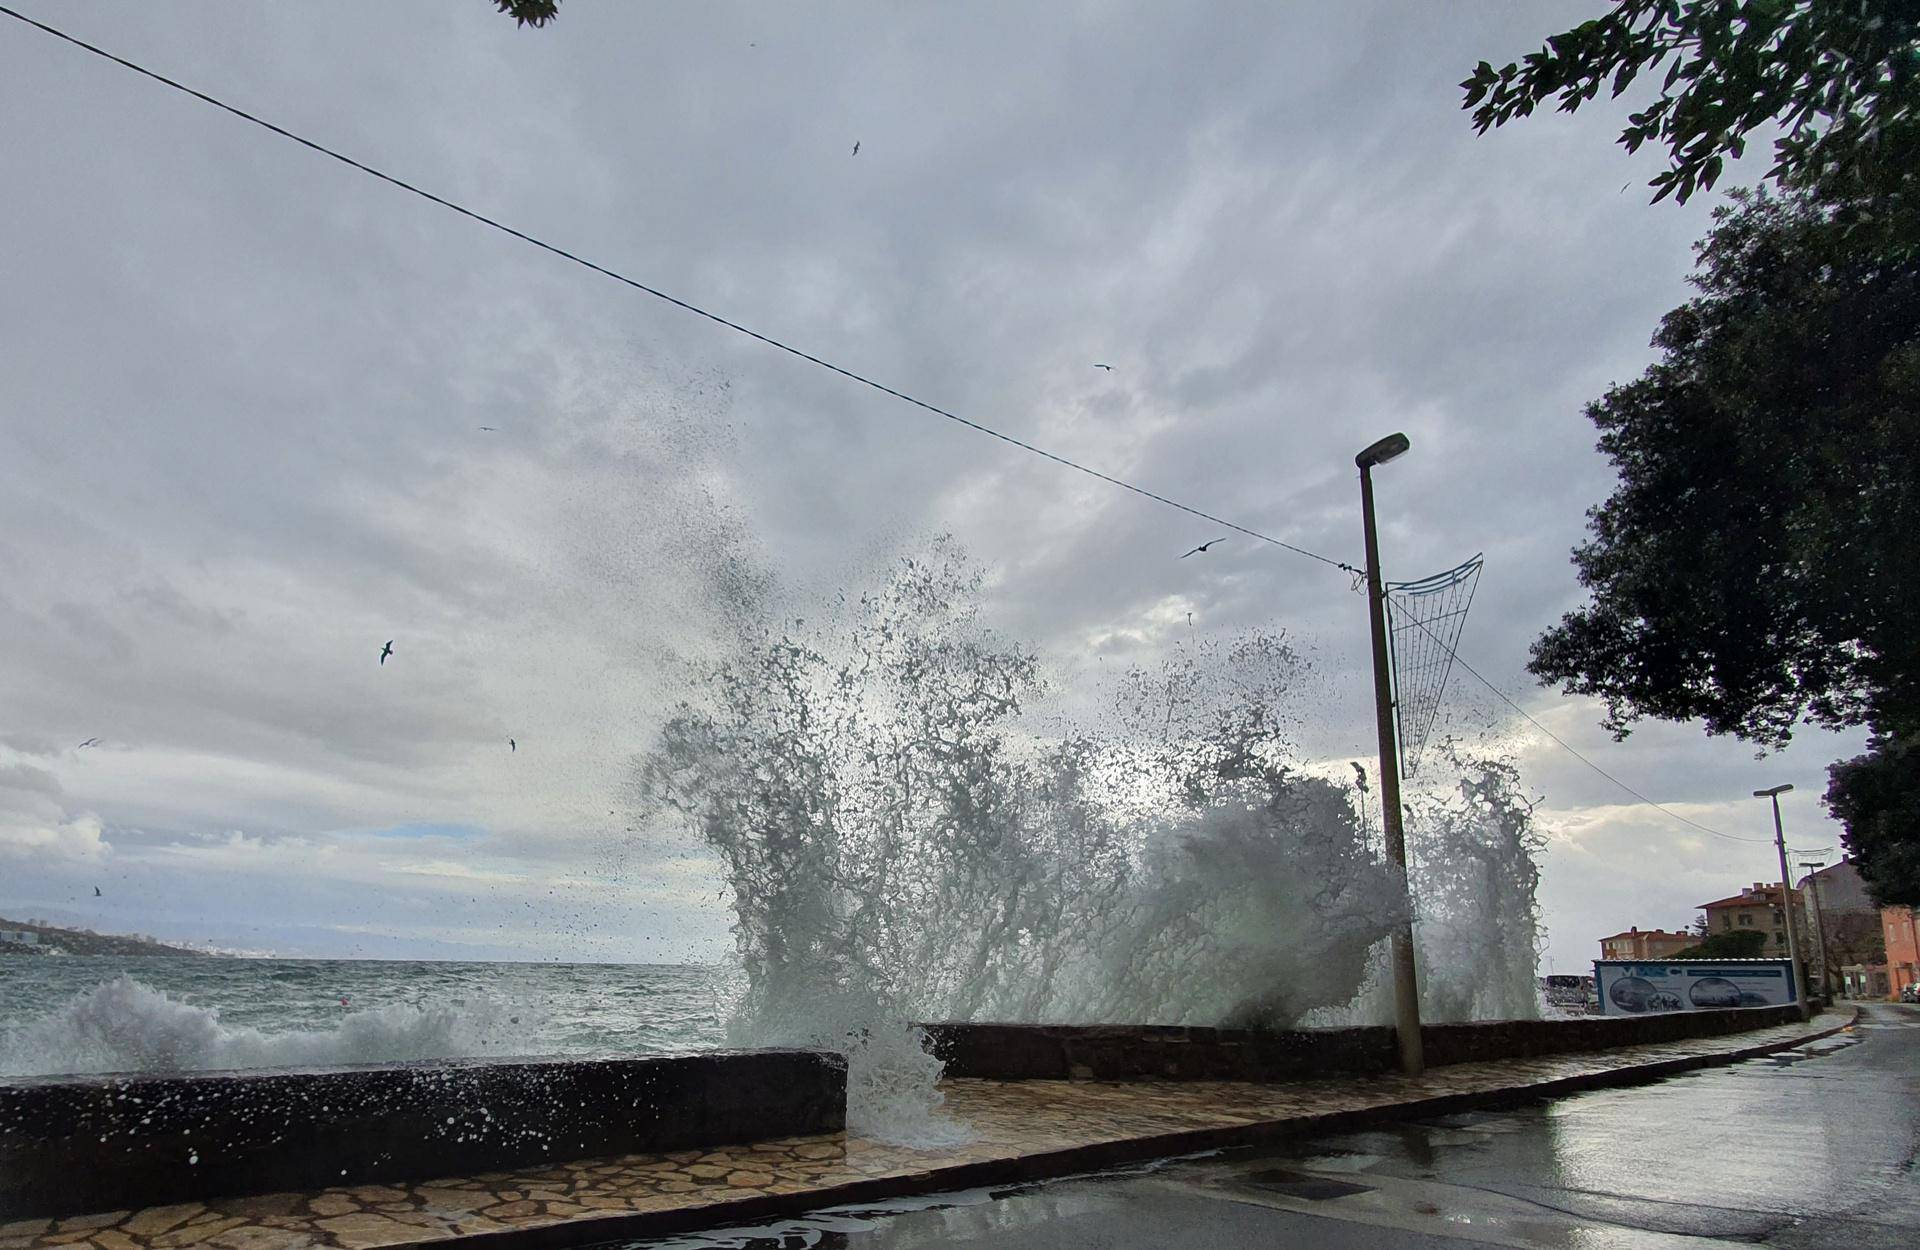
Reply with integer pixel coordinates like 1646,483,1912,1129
4,5,1789,855
1399,611,1774,846
0,3,1356,575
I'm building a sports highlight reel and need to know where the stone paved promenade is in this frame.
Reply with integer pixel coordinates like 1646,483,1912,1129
0,1011,1851,1250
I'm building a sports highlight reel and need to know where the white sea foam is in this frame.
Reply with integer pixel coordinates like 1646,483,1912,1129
0,975,525,1078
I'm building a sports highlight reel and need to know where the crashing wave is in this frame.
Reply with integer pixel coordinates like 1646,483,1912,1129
637,540,1543,1141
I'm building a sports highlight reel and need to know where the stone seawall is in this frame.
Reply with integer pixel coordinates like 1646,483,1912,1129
0,1049,845,1219
919,1022,1395,1081
920,1005,1803,1081
1421,1005,1803,1065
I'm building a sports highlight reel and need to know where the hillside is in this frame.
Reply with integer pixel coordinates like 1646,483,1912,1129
0,916,210,957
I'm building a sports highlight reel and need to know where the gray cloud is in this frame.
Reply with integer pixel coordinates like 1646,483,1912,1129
0,1,1861,971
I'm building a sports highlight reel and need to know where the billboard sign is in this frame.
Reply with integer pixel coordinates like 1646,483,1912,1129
1593,959,1797,1015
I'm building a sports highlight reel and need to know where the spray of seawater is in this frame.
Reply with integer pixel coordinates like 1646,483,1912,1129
637,540,1545,1143
0,975,527,1077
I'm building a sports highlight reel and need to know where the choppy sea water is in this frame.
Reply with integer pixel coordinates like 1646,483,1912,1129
0,957,735,1079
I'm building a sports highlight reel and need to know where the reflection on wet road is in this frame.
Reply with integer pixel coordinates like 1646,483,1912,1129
628,1004,1920,1249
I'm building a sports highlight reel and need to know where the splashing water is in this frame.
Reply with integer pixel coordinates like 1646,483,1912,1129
637,540,1545,1142
0,975,528,1077
0,535,1543,1155
1407,747,1547,1023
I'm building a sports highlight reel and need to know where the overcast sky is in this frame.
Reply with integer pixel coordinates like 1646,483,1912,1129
0,1,1864,973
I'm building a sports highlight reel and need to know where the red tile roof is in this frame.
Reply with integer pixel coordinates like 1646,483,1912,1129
1697,886,1791,910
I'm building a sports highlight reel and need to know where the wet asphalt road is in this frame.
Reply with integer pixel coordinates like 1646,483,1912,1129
635,1003,1920,1249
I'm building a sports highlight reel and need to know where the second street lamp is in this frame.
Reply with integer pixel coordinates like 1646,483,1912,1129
1755,784,1810,1019
1799,858,1830,999
1358,431,1423,1076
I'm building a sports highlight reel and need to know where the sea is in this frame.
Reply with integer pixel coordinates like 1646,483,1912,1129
0,957,736,1079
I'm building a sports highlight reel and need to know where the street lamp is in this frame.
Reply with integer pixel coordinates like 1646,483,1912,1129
1754,784,1810,1019
1358,431,1422,1076
1357,433,1410,469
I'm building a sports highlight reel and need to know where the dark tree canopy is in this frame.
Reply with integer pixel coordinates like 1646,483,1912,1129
495,1,559,27
1529,187,1920,748
1673,929,1768,959
1531,186,1920,905
1462,1,1920,213
1825,733,1920,906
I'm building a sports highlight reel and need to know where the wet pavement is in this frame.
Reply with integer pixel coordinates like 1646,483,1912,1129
626,1003,1920,1249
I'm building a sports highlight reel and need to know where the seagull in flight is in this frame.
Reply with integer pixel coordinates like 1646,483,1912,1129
1093,363,1113,371
77,737,100,749
508,738,516,753
477,426,498,431
93,885,102,897
1180,537,1229,559
379,641,394,666
852,140,860,156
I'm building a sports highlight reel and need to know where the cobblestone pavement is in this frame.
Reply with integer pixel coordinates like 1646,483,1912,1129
0,1012,1849,1250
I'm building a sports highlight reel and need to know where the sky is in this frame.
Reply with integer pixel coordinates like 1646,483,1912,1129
0,1,1865,972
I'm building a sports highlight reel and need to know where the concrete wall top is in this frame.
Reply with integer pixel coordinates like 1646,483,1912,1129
0,1048,846,1219
920,1004,1802,1081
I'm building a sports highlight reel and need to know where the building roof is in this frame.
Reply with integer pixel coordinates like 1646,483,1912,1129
1597,928,1692,942
1698,883,1795,910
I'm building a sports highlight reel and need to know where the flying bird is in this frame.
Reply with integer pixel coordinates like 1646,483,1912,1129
1180,537,1229,559
509,738,516,752
379,641,394,665
77,737,100,749
852,140,860,156
477,426,498,431
1093,363,1113,371
93,886,102,897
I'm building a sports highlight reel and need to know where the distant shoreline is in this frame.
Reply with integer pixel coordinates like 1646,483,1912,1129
0,917,212,959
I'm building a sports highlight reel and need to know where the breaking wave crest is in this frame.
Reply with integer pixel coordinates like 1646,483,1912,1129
0,975,524,1078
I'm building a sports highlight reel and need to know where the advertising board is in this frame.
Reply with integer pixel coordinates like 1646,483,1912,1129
1593,959,1797,1015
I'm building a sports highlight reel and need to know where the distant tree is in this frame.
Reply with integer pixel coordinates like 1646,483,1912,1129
1673,929,1768,959
1808,909,1887,983
495,1,559,27
1527,186,1920,904
1462,0,1920,218
1825,733,1920,906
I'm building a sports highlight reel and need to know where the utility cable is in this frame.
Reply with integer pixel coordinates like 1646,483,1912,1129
1397,610,1775,845
0,4,1357,574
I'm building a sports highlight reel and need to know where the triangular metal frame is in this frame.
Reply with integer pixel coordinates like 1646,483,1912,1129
1384,553,1483,779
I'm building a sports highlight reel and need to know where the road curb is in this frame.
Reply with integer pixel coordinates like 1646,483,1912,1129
393,1011,1859,1250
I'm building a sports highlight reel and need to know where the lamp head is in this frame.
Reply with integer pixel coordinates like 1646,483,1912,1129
1753,784,1794,798
1356,433,1410,469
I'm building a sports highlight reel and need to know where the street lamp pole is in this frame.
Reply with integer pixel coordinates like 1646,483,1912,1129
1358,432,1423,1076
1754,784,1810,1020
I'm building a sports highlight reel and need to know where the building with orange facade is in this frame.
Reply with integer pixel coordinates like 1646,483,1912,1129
1597,926,1697,961
1885,906,1919,999
1698,883,1803,957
